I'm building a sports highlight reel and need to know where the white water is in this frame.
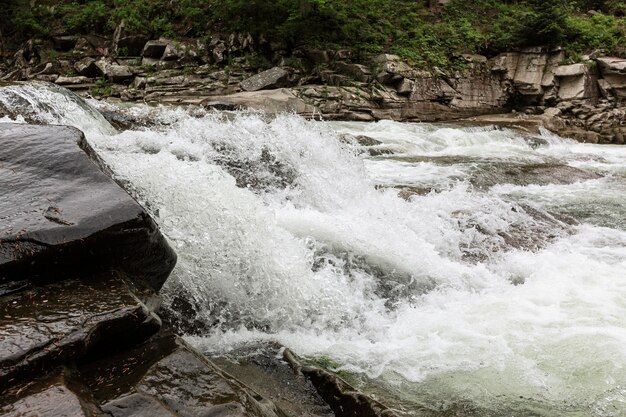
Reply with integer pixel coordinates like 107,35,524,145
2,84,626,416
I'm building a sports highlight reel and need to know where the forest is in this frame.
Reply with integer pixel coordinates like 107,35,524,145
1,0,625,68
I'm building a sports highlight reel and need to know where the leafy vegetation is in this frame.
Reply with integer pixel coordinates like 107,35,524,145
2,0,625,69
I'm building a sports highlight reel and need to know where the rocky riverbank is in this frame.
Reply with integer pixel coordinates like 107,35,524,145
0,123,399,417
2,34,626,144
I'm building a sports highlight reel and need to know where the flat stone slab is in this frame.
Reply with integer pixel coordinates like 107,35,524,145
0,123,176,291
1,370,104,417
0,275,160,392
240,67,289,92
80,335,286,417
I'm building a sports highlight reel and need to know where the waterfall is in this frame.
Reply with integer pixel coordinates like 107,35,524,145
2,82,626,416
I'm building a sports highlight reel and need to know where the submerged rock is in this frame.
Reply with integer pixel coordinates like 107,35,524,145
284,349,400,417
0,124,176,291
469,162,602,189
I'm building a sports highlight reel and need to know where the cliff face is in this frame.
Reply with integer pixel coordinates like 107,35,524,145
2,34,625,143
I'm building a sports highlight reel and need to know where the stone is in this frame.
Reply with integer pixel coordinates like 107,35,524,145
597,57,626,75
116,35,149,57
81,335,286,417
283,349,399,417
395,78,414,95
74,57,101,77
372,54,401,63
490,50,563,98
0,276,161,391
95,60,134,83
240,67,289,92
55,75,92,85
0,124,176,290
34,74,59,83
103,393,176,417
52,36,79,52
556,68,598,101
379,60,419,79
302,48,330,64
462,54,488,63
211,42,227,64
469,162,602,189
334,62,372,82
142,40,169,59
72,37,98,58
320,70,350,86
554,63,588,77
1,371,104,417
211,343,334,417
162,43,187,61
134,76,147,89
202,89,316,116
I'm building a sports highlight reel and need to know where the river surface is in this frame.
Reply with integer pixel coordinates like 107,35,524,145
2,83,626,416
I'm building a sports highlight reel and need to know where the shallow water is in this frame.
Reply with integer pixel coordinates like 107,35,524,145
2,83,626,416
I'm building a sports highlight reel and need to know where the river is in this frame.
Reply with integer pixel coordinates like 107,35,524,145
2,82,626,416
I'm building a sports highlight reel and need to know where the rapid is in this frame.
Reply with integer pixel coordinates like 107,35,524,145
2,83,626,416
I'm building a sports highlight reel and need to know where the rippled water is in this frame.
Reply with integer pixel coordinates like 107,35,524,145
2,83,626,416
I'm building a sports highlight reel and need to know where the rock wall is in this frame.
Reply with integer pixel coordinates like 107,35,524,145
2,35,626,143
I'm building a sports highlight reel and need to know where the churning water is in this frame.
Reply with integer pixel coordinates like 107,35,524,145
2,83,626,416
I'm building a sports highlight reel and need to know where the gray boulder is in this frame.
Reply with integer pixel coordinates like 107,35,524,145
142,40,170,59
95,59,134,83
240,67,289,92
74,57,101,77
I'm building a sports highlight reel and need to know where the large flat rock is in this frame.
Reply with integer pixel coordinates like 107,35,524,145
1,370,104,417
0,123,176,291
80,334,288,417
0,275,160,392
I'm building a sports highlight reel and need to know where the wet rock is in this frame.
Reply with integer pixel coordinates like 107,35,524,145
340,134,383,147
211,343,334,417
1,370,104,417
0,124,176,291
0,276,160,392
103,393,176,417
469,162,602,189
81,334,287,417
284,349,399,417
240,67,289,92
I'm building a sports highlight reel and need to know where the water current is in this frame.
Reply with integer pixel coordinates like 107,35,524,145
1,82,626,416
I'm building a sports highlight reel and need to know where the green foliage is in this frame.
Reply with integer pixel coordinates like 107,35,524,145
90,78,112,97
57,0,107,33
564,13,625,52
6,1,52,38
2,0,624,71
